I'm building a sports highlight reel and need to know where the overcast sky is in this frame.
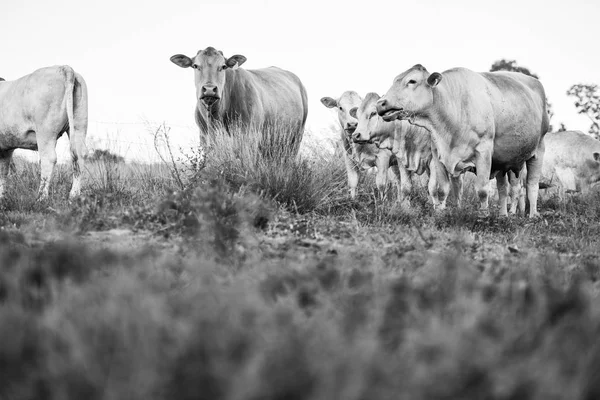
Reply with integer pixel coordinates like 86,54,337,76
2,0,599,161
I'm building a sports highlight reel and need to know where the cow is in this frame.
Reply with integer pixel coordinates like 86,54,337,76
376,64,549,218
170,46,308,156
0,65,88,200
351,92,464,208
509,131,600,209
321,91,401,200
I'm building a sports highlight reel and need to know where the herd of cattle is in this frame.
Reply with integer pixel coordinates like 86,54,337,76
1,46,599,218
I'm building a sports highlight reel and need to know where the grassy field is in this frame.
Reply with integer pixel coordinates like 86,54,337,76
1,126,600,400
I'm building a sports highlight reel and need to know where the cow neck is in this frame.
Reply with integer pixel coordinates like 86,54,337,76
339,130,354,157
411,79,464,172
373,117,395,151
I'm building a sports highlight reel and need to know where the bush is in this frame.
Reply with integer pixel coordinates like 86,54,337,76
85,149,125,164
198,122,347,214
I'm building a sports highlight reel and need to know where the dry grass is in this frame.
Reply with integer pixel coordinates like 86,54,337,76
1,126,600,399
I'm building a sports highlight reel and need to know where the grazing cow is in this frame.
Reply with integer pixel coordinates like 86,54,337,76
321,91,401,199
377,64,549,218
0,65,88,200
351,92,464,208
509,131,600,209
170,46,308,156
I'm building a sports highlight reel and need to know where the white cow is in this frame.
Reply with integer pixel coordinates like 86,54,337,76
0,65,88,199
509,130,600,210
377,64,549,217
321,91,401,199
351,92,464,207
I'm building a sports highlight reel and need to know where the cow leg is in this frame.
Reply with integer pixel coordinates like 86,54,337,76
427,158,438,207
375,149,392,201
68,131,87,199
450,175,464,208
508,170,525,215
496,172,509,217
37,135,58,200
428,146,451,210
433,159,451,211
525,142,545,218
427,156,450,210
386,162,401,202
393,162,411,207
474,147,493,217
344,152,360,199
0,150,14,200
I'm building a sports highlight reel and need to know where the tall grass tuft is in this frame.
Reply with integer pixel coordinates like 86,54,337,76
200,121,347,214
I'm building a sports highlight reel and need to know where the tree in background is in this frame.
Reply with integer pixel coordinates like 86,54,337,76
566,84,600,138
85,149,125,163
490,59,554,131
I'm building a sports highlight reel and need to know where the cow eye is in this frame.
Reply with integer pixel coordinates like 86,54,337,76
339,106,343,111
408,79,417,85
370,112,377,118
192,64,198,69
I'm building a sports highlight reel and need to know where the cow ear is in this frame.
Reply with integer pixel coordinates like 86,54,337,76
427,72,442,87
320,97,338,108
349,107,358,119
170,54,193,68
594,152,600,162
225,54,247,68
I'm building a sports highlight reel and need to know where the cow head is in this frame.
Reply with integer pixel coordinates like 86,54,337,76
582,152,600,185
321,91,362,137
170,46,247,108
349,92,386,145
376,64,442,122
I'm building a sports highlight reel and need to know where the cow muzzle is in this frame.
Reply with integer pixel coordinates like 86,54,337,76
352,131,373,144
376,99,406,122
200,85,220,106
345,121,357,135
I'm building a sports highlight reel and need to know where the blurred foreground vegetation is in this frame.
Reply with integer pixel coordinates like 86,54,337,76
1,125,600,399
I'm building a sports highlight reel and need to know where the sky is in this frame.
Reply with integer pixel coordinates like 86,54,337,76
2,0,599,162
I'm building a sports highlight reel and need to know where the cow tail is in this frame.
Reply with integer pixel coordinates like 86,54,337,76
539,83,550,136
62,66,76,138
296,82,309,156
62,66,89,161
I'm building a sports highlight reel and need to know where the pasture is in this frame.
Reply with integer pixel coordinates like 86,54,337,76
1,125,600,399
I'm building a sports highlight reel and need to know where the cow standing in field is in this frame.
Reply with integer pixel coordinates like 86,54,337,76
377,64,549,218
351,92,463,208
0,65,88,200
509,131,600,210
321,91,401,200
170,47,308,156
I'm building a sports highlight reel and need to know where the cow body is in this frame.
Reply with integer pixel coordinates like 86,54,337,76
321,91,400,199
171,47,308,156
510,131,600,209
0,65,88,199
377,65,549,217
541,131,600,195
